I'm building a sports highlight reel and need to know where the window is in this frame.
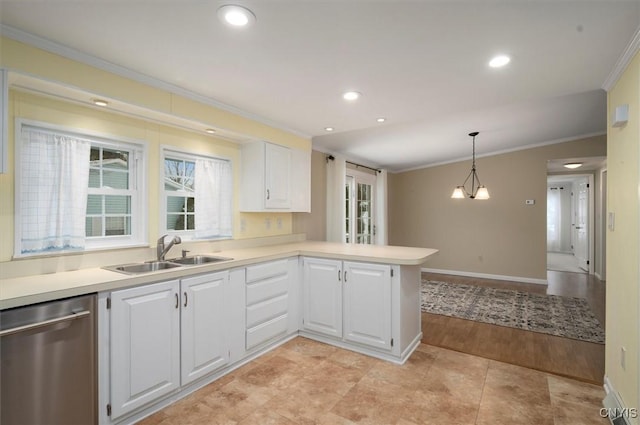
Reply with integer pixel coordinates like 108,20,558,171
15,121,146,256
161,149,232,240
345,169,376,244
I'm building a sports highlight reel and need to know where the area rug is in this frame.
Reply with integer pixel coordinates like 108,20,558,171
421,280,605,344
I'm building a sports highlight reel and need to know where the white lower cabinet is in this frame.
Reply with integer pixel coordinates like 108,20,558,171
107,271,230,420
109,280,181,419
180,272,229,386
302,257,393,351
245,258,298,350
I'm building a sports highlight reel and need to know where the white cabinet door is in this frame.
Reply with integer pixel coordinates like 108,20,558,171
343,262,392,350
302,257,343,338
181,271,229,386
265,142,291,209
110,280,180,419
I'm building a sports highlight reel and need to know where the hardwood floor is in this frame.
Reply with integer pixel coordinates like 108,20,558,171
421,271,606,385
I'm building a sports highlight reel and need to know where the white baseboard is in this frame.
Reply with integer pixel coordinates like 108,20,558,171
602,376,637,425
421,268,548,285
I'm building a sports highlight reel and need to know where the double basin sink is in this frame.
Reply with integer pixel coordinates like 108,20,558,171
104,255,233,275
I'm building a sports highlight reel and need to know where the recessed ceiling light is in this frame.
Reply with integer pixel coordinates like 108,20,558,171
489,55,511,68
325,127,334,132
217,4,256,27
342,91,361,101
563,162,583,169
376,117,386,123
92,99,108,107
205,128,216,134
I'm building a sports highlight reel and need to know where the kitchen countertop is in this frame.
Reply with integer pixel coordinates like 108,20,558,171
0,241,438,310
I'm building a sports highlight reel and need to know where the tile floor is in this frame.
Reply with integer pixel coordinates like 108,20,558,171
138,337,608,425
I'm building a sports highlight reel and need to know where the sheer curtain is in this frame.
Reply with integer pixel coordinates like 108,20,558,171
20,127,91,254
326,155,346,242
194,158,232,239
374,169,388,245
547,187,562,252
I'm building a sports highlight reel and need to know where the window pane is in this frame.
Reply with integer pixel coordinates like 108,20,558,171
89,169,100,188
167,214,183,230
167,196,186,213
186,214,195,230
85,217,102,237
103,170,129,189
103,149,129,170
105,195,131,214
87,195,102,215
105,216,129,236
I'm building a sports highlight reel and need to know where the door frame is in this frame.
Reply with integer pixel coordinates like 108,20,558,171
345,168,377,244
546,173,595,274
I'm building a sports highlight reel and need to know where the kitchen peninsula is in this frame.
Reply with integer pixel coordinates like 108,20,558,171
1,240,437,425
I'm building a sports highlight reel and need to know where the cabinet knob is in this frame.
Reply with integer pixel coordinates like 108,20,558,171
175,293,179,309
184,292,188,308
266,189,270,200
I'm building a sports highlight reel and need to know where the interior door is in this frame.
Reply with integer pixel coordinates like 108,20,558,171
574,180,589,271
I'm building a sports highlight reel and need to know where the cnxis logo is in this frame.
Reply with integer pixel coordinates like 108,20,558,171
600,407,639,419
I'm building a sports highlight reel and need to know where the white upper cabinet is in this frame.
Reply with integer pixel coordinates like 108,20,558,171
240,141,310,212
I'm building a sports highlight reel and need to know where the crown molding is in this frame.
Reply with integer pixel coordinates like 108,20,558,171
0,24,311,140
394,131,606,174
602,25,640,92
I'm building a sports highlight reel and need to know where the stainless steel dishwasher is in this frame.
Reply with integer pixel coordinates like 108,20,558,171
1,294,97,425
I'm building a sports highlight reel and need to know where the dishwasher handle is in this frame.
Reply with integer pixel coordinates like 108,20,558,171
0,310,91,337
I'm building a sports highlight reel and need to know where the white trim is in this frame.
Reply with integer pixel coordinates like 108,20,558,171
422,267,548,285
602,26,640,92
0,24,311,140
395,131,606,173
0,68,7,173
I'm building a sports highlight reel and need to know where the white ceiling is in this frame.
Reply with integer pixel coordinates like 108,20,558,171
1,1,638,172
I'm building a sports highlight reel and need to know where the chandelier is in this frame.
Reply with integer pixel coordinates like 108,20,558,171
451,132,490,200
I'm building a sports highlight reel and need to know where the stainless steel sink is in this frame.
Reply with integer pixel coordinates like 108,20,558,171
104,261,182,275
168,255,233,265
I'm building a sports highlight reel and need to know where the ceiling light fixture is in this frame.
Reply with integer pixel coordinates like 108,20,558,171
376,117,386,123
324,127,334,132
205,128,216,134
92,99,108,107
489,55,511,68
563,162,583,169
342,91,361,101
217,4,256,27
451,132,490,200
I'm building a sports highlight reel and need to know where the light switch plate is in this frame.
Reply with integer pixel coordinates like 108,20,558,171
525,199,535,205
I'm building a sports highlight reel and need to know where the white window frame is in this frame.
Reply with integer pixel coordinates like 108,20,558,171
14,119,148,257
160,146,233,241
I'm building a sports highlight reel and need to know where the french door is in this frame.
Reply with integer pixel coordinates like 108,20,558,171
345,170,376,244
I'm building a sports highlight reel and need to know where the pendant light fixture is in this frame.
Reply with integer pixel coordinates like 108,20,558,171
451,132,490,200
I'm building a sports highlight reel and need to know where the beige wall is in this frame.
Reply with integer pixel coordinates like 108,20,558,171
293,150,327,241
605,51,639,421
388,135,606,281
0,37,311,265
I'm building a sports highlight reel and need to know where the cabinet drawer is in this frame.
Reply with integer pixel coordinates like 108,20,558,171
245,259,289,283
246,294,288,329
246,274,288,306
246,314,288,350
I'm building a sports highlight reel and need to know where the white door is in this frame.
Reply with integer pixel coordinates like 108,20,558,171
346,170,376,244
181,271,229,386
110,280,180,419
574,180,589,271
302,257,342,338
343,261,392,350
265,143,291,209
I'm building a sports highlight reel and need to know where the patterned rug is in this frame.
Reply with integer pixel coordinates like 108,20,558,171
421,280,605,344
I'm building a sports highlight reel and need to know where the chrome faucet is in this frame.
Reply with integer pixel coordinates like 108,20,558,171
157,234,182,261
